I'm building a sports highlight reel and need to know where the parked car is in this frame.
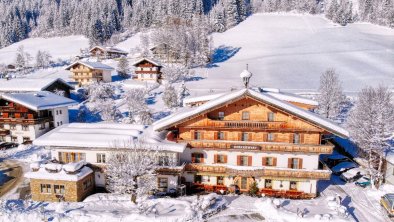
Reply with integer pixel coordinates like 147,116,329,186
331,161,358,175
322,153,352,168
340,168,367,182
355,176,371,188
380,193,394,217
0,142,18,150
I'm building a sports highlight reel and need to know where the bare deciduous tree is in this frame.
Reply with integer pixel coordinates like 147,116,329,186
317,68,344,120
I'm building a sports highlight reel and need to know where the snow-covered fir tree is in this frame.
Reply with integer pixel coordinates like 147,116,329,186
106,141,160,203
317,68,344,120
117,56,130,78
162,84,179,109
347,86,394,187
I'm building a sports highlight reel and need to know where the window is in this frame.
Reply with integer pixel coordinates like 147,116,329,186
239,156,249,166
11,136,17,142
268,112,275,122
290,181,297,190
54,185,65,194
59,152,86,163
10,125,16,130
59,110,62,115
241,177,248,190
40,184,51,193
289,158,302,169
60,121,63,125
22,125,29,131
83,178,93,190
293,133,300,144
217,176,224,185
218,131,225,140
218,112,225,120
194,131,202,140
39,123,45,130
242,111,250,120
159,155,169,166
216,154,227,163
23,137,30,143
158,178,168,189
267,133,274,141
241,132,249,141
265,179,272,189
263,157,276,166
56,110,59,115
191,153,204,163
96,153,106,163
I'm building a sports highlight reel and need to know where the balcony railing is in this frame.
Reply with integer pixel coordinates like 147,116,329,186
0,117,53,125
71,75,103,79
185,163,331,180
207,120,286,129
0,129,10,136
0,107,29,113
179,139,334,154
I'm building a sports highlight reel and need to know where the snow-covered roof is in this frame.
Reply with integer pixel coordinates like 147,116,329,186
154,88,349,138
90,46,128,54
65,61,114,71
132,57,162,67
33,123,185,153
1,91,78,111
0,78,74,92
25,166,93,182
183,88,318,107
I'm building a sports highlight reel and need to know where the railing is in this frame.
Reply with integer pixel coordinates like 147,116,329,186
0,107,29,113
185,163,331,180
207,120,286,129
179,139,334,154
0,117,53,125
71,75,103,79
0,129,10,136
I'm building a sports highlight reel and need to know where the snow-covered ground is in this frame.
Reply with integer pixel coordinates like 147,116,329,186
0,35,89,65
189,13,394,95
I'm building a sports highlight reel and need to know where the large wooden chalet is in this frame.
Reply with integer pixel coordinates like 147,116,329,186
153,71,349,198
133,58,162,82
0,92,77,144
65,61,113,86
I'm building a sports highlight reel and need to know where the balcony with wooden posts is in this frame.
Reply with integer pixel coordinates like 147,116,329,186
0,129,10,136
178,139,334,154
0,116,53,125
185,163,331,180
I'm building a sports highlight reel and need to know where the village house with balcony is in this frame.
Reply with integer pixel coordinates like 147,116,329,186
152,70,349,199
90,46,128,59
0,91,77,144
32,123,186,201
65,61,113,86
132,58,162,82
0,78,74,98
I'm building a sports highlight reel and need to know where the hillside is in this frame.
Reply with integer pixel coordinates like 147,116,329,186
188,13,394,95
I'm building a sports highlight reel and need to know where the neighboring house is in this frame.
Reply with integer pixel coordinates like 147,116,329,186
65,61,113,86
0,91,77,144
25,161,94,202
90,46,128,59
153,75,349,198
0,78,74,98
132,58,162,82
33,123,186,199
150,43,179,63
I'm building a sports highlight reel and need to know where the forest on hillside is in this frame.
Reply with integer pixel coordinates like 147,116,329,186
0,0,393,49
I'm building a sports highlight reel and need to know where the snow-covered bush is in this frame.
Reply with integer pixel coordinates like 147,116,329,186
117,56,130,78
162,85,178,109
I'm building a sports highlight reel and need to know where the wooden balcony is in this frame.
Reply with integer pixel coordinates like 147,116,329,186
185,163,331,180
72,75,103,79
260,189,315,199
207,120,286,130
0,129,10,136
0,117,53,125
179,139,334,154
0,107,29,113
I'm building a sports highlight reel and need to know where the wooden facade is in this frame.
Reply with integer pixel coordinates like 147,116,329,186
66,63,111,86
90,46,128,59
133,58,162,81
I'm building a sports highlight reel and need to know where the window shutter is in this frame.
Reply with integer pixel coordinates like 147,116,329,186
190,130,195,140
264,133,268,142
289,134,294,143
224,155,228,163
214,132,218,140
273,157,277,166
191,154,196,163
248,132,253,141
248,156,252,166
262,157,266,166
3,113,8,118
288,158,292,168
201,154,204,163
299,158,303,169
214,154,218,163
237,156,241,166
300,134,305,144
238,132,242,140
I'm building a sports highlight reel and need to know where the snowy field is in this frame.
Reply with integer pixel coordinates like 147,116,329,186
189,13,394,95
0,36,89,65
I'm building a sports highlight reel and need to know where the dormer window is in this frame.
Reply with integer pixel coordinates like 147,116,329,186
268,112,275,121
242,111,250,120
218,112,225,120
